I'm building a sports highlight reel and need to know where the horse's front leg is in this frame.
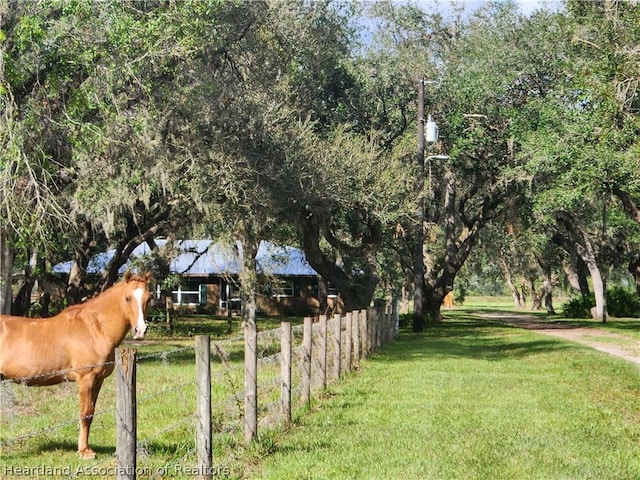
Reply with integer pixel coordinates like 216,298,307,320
77,375,104,459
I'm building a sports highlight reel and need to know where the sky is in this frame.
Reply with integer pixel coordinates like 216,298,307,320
507,0,564,15
416,0,564,17
357,0,565,47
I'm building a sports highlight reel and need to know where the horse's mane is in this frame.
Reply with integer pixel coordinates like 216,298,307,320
125,274,149,283
64,285,121,315
64,274,149,314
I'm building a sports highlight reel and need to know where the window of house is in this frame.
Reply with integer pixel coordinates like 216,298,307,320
171,279,206,305
269,279,295,298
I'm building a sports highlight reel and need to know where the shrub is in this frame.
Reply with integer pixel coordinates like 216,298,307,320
562,294,594,319
453,287,466,306
562,288,640,319
398,313,413,329
606,286,640,318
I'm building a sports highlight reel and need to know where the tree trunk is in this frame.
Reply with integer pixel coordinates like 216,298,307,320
584,256,606,322
541,272,555,315
317,274,329,315
421,168,486,323
300,213,378,311
613,187,640,224
575,243,607,322
557,251,590,298
500,258,525,309
563,255,590,296
33,255,51,317
423,170,456,324
12,249,36,316
576,257,590,297
67,221,95,304
426,301,442,324
424,285,448,324
556,211,607,322
529,277,542,311
536,255,556,315
562,257,581,294
543,283,554,314
0,228,14,315
98,217,162,292
239,232,260,443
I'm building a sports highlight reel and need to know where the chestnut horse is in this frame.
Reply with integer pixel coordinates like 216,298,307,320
0,271,152,459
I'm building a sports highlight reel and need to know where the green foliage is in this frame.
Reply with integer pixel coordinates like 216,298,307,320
453,286,467,305
3,0,640,317
563,288,640,318
562,294,596,319
607,286,640,318
398,312,413,329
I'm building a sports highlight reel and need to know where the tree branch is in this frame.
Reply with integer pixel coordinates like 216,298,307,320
613,187,640,224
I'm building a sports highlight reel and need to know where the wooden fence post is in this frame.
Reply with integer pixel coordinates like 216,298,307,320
301,317,312,408
370,306,377,354
116,348,136,480
165,297,173,333
244,320,257,443
348,312,353,369
387,299,397,341
368,306,375,355
353,311,360,369
280,321,292,424
332,313,341,381
384,302,390,344
376,305,383,350
360,309,368,361
392,298,399,337
319,315,328,389
195,336,212,480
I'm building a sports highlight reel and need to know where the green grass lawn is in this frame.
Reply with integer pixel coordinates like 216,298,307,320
2,306,639,479
248,317,640,480
0,314,301,478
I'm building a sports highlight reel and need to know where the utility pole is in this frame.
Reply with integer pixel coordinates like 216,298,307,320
413,77,425,332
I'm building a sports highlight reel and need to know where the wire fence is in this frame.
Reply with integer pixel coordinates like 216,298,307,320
0,303,399,479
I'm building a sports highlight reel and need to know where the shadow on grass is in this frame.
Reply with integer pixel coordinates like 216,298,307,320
128,341,244,366
546,318,640,331
2,439,115,459
145,317,233,338
146,314,304,340
382,312,575,363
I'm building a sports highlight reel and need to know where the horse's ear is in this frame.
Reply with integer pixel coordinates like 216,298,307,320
125,270,133,283
144,271,152,283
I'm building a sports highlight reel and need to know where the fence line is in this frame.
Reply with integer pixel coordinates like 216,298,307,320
115,348,136,480
1,303,399,479
195,335,212,478
0,344,203,450
0,345,199,451
1,361,117,385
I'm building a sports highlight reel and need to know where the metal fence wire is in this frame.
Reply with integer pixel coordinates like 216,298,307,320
1,304,399,479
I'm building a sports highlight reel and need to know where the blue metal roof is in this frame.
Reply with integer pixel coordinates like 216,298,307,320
53,240,318,277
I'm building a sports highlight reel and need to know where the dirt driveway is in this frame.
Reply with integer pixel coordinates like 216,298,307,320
479,312,640,366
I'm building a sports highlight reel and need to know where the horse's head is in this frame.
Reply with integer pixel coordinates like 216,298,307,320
123,271,152,340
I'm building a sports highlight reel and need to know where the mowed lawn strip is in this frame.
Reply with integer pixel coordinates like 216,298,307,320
249,318,640,480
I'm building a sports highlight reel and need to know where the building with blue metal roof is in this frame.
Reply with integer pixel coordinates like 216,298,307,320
54,240,328,316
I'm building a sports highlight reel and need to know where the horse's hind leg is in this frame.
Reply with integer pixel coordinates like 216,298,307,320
78,375,104,459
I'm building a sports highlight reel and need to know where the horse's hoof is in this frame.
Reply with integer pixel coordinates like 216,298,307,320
78,448,96,460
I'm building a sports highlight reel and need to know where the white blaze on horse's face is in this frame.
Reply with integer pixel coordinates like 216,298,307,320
132,287,148,340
